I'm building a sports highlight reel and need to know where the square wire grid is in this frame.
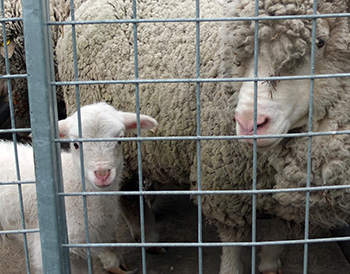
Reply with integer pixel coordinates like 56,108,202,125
0,0,349,273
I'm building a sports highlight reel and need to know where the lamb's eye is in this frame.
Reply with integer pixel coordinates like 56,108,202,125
316,38,325,49
116,136,124,147
73,143,79,150
1,39,11,46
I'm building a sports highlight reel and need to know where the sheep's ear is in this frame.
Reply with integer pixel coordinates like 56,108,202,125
58,118,70,138
121,112,158,132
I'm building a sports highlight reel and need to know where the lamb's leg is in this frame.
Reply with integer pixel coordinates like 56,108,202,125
29,233,44,274
218,225,245,274
257,218,287,274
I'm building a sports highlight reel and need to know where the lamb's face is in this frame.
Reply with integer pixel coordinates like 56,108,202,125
60,103,158,190
235,55,312,149
71,139,124,191
60,103,127,191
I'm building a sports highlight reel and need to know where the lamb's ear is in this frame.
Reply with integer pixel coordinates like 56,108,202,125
58,118,71,138
121,112,158,132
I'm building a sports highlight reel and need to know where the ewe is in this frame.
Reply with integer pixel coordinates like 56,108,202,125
0,102,157,274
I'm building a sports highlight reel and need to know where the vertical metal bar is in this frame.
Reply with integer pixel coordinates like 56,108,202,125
68,0,93,272
195,1,203,273
252,0,260,273
303,1,318,273
132,1,147,273
21,0,70,273
0,1,31,272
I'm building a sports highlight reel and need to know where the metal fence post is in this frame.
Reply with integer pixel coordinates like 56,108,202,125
21,0,70,273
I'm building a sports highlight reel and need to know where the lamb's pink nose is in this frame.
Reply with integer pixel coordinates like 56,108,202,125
235,113,270,135
94,169,111,182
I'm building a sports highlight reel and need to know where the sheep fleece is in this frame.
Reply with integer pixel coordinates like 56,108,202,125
57,0,350,233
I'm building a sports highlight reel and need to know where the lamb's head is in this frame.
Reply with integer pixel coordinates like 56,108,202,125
221,0,349,149
59,102,158,190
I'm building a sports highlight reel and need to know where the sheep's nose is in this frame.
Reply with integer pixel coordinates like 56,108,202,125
235,113,270,135
94,169,111,181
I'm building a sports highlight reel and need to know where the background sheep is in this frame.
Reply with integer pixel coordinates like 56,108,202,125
0,102,157,274
0,0,87,141
56,0,350,273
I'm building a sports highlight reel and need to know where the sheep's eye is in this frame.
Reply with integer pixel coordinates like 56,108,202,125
316,38,325,49
73,143,79,150
1,39,11,46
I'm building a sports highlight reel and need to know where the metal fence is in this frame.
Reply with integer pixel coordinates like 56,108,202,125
1,0,350,274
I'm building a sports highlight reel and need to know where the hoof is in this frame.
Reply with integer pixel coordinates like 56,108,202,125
262,270,282,274
146,246,167,254
107,266,139,274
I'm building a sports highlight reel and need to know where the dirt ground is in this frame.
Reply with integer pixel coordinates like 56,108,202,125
1,193,349,274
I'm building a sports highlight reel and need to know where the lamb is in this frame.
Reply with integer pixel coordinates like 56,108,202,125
56,0,350,273
0,102,157,274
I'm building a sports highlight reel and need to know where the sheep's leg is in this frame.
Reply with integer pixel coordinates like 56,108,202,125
217,226,245,274
119,181,165,254
257,218,287,274
258,245,283,274
93,247,138,274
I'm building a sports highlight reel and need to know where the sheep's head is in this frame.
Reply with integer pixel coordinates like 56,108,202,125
220,0,349,149
58,102,158,190
0,0,28,134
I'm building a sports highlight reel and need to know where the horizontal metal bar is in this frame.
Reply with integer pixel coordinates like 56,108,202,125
0,17,22,23
48,12,350,26
0,180,36,186
0,74,27,79
0,128,31,134
0,228,39,235
52,72,350,87
62,235,350,248
58,184,350,197
56,129,350,144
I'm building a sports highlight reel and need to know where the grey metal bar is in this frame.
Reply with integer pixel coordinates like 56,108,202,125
56,128,350,142
56,184,350,196
52,72,350,86
251,0,260,272
68,0,93,271
0,128,31,134
131,1,148,273
195,0,203,273
0,228,40,235
303,0,319,272
21,0,70,273
0,181,35,186
61,235,350,248
0,73,27,79
47,12,350,26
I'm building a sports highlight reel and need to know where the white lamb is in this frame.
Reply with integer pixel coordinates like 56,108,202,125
0,102,157,274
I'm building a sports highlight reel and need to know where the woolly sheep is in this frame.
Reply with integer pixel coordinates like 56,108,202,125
56,0,350,273
0,0,87,140
0,102,157,274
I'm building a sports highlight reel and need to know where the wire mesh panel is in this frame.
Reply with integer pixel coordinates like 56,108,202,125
1,0,350,274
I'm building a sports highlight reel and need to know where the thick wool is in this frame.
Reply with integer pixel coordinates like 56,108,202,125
217,0,350,229
57,0,350,272
57,0,222,187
